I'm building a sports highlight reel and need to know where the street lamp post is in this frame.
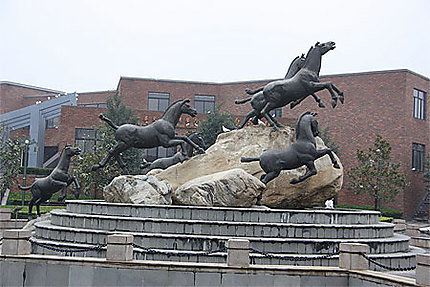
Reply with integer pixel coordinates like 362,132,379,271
22,139,30,206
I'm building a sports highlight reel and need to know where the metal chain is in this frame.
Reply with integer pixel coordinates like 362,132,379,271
29,238,106,255
132,242,227,257
359,253,416,271
249,247,339,261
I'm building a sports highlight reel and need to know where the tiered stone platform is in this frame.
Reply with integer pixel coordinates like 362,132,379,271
31,200,418,271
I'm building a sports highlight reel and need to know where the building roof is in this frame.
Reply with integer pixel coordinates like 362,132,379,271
0,80,65,94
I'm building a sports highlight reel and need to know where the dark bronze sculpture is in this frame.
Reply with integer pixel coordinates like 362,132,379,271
235,54,306,129
140,133,206,173
18,145,81,218
241,112,340,205
91,99,205,171
245,42,344,130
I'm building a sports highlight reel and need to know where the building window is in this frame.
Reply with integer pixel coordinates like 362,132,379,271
413,89,426,119
144,146,176,162
270,108,282,118
75,128,99,153
77,103,107,108
148,92,170,112
412,143,425,172
194,95,215,113
45,117,59,129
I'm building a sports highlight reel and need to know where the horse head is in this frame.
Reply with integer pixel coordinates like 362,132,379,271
296,112,319,141
315,41,336,55
180,99,198,117
63,145,82,158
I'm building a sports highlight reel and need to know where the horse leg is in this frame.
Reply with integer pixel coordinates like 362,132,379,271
91,141,129,171
66,176,81,199
255,170,280,205
28,196,36,219
330,84,344,104
174,136,205,154
237,110,257,129
308,81,339,108
290,162,317,184
311,93,326,108
316,148,340,169
261,103,279,131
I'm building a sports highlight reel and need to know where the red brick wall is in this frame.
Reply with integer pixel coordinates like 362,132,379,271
77,90,116,105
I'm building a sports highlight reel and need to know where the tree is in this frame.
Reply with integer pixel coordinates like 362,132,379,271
71,93,143,198
197,105,235,148
318,125,340,156
0,126,26,202
348,135,409,211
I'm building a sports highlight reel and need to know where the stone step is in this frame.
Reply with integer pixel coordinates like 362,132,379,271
34,220,410,254
30,237,416,272
65,200,381,225
50,209,394,239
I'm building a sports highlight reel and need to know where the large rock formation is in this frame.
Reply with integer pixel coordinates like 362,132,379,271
175,168,265,207
155,124,343,208
103,175,173,205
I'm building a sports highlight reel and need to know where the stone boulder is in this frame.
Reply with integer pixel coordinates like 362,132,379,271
155,125,343,208
175,168,265,207
104,175,173,205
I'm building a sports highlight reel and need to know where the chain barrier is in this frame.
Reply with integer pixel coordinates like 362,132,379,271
132,242,227,257
249,247,339,262
359,253,416,271
29,238,106,256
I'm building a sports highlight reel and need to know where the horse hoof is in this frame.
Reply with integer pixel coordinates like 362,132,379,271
331,101,337,108
333,163,340,169
319,102,326,108
290,178,299,184
339,95,345,104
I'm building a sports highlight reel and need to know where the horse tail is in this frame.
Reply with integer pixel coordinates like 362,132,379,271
240,157,260,163
245,87,264,95
235,97,252,105
18,185,32,191
99,114,118,130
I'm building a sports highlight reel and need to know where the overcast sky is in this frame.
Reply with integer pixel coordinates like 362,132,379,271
1,0,429,93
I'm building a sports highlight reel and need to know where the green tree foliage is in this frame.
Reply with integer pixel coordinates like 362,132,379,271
424,153,430,192
318,125,340,156
348,135,409,211
0,126,26,201
71,93,143,198
197,105,235,148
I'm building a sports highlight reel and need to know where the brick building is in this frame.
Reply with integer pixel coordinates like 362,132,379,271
0,69,428,218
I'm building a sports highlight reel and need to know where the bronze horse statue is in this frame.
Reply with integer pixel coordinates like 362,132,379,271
241,112,340,205
91,99,205,171
140,132,206,173
18,145,81,218
235,53,326,129
246,42,344,130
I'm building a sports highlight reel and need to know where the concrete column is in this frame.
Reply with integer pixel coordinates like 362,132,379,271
0,208,11,220
227,239,249,267
1,229,32,255
393,219,406,233
339,243,369,270
106,234,134,261
416,254,430,287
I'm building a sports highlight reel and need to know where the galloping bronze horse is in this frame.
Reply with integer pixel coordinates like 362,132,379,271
18,145,81,218
241,112,340,205
91,99,205,171
246,42,344,130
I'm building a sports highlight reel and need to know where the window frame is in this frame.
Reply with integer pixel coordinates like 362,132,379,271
148,92,170,112
412,142,425,172
194,95,215,114
74,128,99,153
413,89,426,120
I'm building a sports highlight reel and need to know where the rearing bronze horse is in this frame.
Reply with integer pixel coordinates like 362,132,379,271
91,99,205,171
246,42,344,130
241,112,340,205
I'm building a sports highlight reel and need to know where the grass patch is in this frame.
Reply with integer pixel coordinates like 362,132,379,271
3,205,66,217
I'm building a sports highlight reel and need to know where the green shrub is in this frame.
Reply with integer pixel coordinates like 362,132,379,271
18,166,53,176
337,204,403,218
379,216,394,222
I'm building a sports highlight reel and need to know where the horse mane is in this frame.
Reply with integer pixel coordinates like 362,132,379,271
295,112,312,140
163,98,190,115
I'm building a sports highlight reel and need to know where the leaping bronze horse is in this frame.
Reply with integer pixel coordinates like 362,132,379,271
91,99,205,171
241,112,340,205
245,42,344,130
